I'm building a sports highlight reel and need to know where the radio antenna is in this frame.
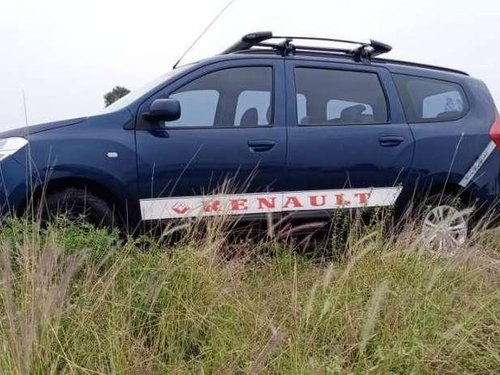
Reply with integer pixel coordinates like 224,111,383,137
173,0,238,69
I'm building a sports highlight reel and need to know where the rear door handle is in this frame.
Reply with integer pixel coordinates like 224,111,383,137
248,140,276,152
379,136,404,147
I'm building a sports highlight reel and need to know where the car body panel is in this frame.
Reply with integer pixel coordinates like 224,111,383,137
0,117,88,139
283,59,415,205
0,50,497,226
399,74,498,204
3,110,141,220
135,59,287,206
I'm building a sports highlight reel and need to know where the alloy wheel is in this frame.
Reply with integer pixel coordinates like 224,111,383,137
422,205,468,254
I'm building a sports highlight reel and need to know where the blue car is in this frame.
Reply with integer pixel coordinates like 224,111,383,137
1,32,499,250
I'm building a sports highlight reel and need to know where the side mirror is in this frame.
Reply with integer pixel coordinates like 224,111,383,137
145,99,181,122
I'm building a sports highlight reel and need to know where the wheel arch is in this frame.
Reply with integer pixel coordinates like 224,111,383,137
23,177,126,222
405,180,480,215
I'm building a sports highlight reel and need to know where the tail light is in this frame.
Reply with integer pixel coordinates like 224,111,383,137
488,110,500,148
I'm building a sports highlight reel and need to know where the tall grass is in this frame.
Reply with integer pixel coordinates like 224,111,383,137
0,215,499,374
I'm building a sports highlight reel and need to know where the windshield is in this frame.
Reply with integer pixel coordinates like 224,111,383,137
100,65,191,114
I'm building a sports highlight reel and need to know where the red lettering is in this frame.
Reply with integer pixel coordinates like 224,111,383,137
355,192,371,205
335,194,351,206
309,195,327,207
202,200,221,213
283,196,303,209
257,197,276,210
230,199,248,211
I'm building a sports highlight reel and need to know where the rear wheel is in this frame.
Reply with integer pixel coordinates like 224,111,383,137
419,194,471,255
41,188,120,229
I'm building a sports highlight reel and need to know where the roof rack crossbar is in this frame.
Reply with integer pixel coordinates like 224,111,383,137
258,42,353,55
222,32,392,61
273,35,370,47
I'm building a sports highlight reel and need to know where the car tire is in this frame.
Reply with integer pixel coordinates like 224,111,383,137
418,193,471,255
41,188,120,229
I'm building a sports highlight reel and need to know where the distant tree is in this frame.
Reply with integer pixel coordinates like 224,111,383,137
104,86,130,107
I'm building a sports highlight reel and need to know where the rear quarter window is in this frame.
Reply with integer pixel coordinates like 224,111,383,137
393,74,468,123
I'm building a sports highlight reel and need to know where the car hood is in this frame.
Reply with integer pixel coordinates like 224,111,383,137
0,117,87,138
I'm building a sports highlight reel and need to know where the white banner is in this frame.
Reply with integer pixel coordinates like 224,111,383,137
140,186,403,220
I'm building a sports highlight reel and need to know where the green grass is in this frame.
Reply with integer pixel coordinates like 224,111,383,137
0,217,499,374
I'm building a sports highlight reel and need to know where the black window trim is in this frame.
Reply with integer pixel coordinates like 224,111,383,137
292,66,391,128
162,65,276,130
392,73,470,125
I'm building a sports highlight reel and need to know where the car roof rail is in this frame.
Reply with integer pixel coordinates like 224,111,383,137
222,31,392,62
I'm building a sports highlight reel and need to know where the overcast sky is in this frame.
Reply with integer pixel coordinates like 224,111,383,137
0,0,498,130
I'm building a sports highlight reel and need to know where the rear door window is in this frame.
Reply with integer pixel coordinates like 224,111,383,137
327,100,373,120
393,75,468,123
294,68,388,125
296,94,307,123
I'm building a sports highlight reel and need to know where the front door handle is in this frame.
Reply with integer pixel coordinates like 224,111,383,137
379,136,404,147
248,140,276,152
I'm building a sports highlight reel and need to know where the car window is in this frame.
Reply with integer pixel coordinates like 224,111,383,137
166,67,273,128
169,90,219,127
393,74,468,123
234,90,272,126
422,91,464,119
294,68,388,125
327,100,373,121
296,94,307,123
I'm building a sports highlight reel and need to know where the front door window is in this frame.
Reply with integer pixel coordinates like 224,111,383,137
166,67,273,128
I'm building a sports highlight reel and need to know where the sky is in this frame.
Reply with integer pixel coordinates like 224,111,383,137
0,0,499,130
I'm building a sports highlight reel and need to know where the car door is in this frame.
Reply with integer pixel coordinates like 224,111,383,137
284,60,414,213
136,60,287,221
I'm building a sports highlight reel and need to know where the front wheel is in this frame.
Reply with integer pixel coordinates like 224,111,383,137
40,188,120,229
